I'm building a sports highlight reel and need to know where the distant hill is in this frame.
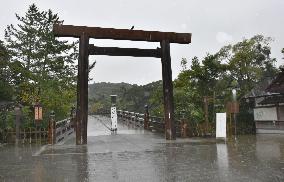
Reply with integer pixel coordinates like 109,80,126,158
88,81,162,113
89,82,133,101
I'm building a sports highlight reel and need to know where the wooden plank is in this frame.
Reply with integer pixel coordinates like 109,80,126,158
89,45,161,58
53,24,191,44
160,40,176,140
76,33,89,145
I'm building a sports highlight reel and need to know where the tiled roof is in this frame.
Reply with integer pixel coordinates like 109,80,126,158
258,94,284,105
243,77,273,98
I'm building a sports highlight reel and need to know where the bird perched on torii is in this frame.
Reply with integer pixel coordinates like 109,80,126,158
56,20,64,25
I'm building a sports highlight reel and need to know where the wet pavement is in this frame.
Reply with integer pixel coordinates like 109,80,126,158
0,115,284,182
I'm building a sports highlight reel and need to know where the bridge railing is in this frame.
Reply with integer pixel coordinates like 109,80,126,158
117,110,144,127
93,110,216,138
116,110,184,136
54,118,74,143
48,114,75,145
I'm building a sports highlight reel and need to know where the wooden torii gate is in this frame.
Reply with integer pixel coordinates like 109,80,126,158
53,24,191,145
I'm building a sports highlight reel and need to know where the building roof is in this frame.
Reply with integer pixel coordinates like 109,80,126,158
243,77,273,98
266,70,284,94
258,94,284,105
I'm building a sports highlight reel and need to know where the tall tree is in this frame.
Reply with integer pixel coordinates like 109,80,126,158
5,4,78,121
225,35,277,98
174,54,226,122
0,40,14,101
152,35,278,126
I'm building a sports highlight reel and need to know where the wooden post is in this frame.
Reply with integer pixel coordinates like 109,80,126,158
29,128,32,144
160,40,176,140
39,127,42,143
204,96,209,134
181,118,188,138
43,128,45,143
35,126,38,144
276,104,279,121
48,111,56,144
48,121,51,144
22,129,25,143
15,106,21,144
144,105,150,130
77,32,89,145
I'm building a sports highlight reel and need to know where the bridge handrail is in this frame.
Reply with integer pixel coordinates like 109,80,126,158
49,116,75,144
116,110,182,131
97,109,184,136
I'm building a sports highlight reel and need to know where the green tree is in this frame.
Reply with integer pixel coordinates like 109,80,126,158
174,53,227,123
4,4,77,124
0,40,14,101
155,35,278,129
225,35,277,98
148,81,163,116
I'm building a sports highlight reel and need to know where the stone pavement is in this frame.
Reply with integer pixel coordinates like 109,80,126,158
0,115,284,181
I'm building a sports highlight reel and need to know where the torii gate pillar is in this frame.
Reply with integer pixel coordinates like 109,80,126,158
161,40,175,140
76,33,89,145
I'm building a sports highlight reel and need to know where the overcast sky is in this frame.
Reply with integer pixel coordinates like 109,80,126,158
1,0,283,85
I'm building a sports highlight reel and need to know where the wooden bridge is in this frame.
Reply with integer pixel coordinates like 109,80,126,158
0,108,216,145
44,108,215,145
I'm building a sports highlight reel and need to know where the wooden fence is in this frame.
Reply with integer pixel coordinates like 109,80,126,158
0,117,75,144
0,128,48,144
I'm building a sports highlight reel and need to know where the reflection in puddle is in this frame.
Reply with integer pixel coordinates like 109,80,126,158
217,143,229,180
256,135,281,160
1,116,284,181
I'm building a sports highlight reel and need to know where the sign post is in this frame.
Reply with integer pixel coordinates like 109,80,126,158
216,113,227,139
110,95,118,132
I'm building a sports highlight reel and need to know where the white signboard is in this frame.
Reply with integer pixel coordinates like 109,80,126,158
254,107,277,121
111,107,117,131
216,113,226,138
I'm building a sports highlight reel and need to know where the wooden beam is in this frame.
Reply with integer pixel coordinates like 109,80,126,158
89,45,161,58
160,40,176,140
76,33,89,145
53,24,191,44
